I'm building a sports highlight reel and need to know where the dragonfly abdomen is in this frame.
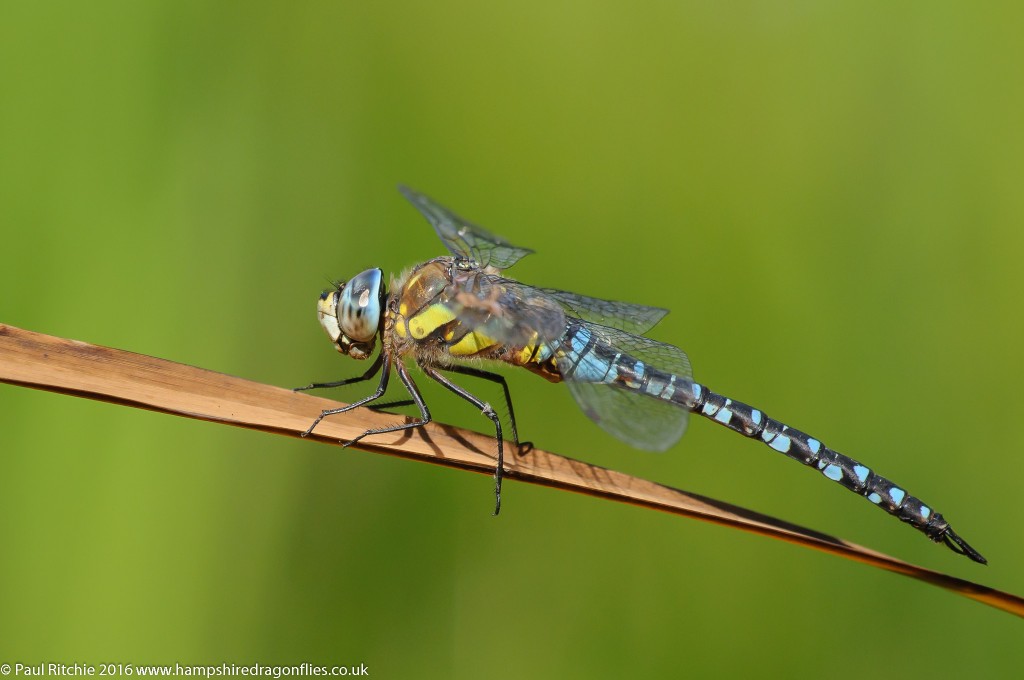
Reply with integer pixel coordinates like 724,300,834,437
688,386,985,562
550,323,984,561
553,323,688,393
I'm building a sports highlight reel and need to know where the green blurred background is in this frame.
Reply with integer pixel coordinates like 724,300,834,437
2,1,1023,676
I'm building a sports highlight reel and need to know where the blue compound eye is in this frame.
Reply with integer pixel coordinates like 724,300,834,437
337,268,383,343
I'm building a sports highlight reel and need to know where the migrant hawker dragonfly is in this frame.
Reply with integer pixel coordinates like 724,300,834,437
299,186,985,564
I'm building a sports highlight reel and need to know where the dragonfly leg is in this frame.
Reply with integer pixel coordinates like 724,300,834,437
436,364,523,448
423,366,505,516
301,353,391,437
341,361,432,449
294,352,384,392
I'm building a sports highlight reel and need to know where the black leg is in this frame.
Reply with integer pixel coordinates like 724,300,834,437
294,353,383,392
437,364,523,448
342,361,432,448
423,366,505,516
301,353,391,437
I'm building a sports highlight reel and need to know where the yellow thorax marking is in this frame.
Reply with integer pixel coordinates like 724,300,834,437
514,332,541,364
449,330,496,356
408,303,457,340
393,315,408,338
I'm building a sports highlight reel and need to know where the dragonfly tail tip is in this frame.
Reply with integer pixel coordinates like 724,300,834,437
942,527,987,565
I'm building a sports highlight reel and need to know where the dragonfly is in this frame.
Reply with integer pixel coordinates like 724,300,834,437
298,186,986,564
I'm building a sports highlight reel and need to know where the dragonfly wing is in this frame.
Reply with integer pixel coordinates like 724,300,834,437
538,288,669,334
439,271,688,449
399,186,534,270
442,271,568,349
558,322,693,451
565,382,689,452
440,274,671,358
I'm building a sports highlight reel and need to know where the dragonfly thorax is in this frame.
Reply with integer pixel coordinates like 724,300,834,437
317,267,385,360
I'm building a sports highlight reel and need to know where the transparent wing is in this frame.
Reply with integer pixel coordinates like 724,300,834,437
566,382,689,452
440,273,672,349
539,288,668,334
439,270,690,449
399,185,534,270
441,270,567,348
559,322,693,452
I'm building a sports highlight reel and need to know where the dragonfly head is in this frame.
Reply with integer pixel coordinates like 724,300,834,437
317,267,385,360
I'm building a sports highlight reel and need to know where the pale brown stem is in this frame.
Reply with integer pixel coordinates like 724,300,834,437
0,323,1020,617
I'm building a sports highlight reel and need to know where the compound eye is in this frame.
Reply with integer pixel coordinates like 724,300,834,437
337,268,383,342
